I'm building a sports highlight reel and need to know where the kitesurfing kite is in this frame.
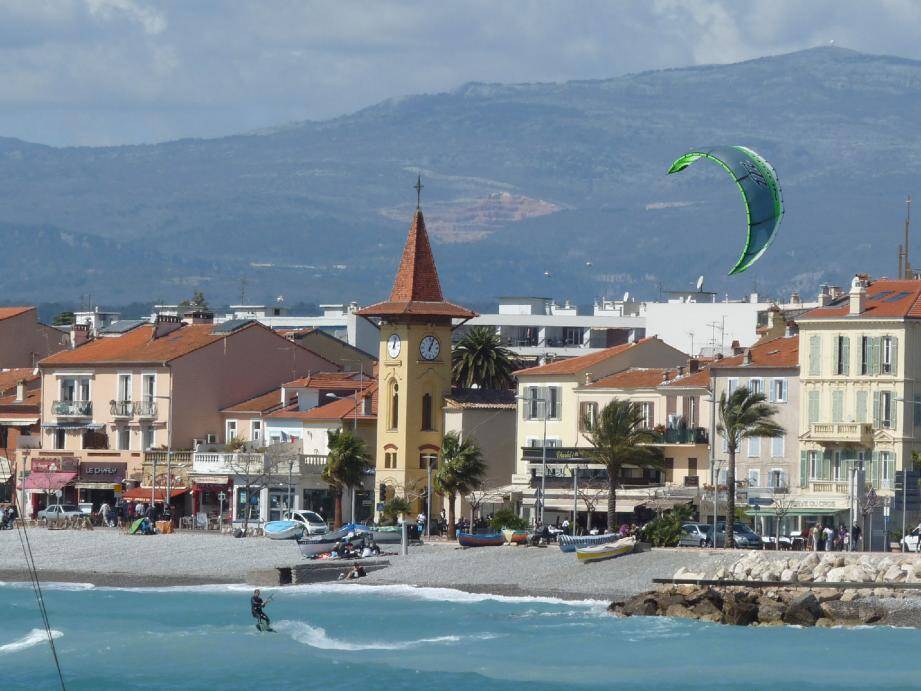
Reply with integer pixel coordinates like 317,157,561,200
667,146,784,275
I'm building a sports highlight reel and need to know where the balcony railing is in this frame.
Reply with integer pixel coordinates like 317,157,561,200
809,480,850,494
110,400,132,417
652,427,709,445
144,450,193,466
134,400,157,417
53,400,92,416
809,423,872,444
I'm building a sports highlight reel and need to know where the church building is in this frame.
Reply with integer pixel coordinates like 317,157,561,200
357,187,476,519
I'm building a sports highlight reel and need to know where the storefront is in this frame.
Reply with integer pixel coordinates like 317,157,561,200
190,476,232,519
74,461,127,512
23,457,79,515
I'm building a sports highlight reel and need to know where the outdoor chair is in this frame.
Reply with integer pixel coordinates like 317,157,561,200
194,512,208,530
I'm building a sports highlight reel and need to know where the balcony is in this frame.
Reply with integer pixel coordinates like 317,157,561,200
110,400,132,417
134,400,157,417
809,480,850,495
144,450,193,466
809,423,873,445
652,427,709,445
53,400,92,417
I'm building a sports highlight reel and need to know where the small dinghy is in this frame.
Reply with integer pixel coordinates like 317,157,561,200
457,531,504,547
576,536,636,563
264,520,305,540
501,529,529,545
297,526,354,556
558,533,619,553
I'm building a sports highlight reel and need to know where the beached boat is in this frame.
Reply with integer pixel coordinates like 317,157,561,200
264,520,305,540
502,529,529,545
557,532,619,553
296,526,355,557
457,531,505,548
576,536,637,563
340,523,404,544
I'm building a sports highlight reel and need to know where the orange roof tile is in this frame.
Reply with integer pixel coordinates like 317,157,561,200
802,279,921,319
0,307,33,321
515,338,651,377
266,383,378,421
661,367,711,388
283,372,368,389
709,335,799,370
221,388,292,414
586,368,674,389
39,323,249,365
357,208,476,320
0,369,39,395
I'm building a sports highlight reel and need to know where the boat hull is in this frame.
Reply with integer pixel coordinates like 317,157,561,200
297,526,354,557
457,532,504,547
576,537,636,563
558,533,619,553
502,529,529,544
264,521,305,540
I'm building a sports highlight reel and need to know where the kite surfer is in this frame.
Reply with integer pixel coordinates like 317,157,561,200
251,589,273,632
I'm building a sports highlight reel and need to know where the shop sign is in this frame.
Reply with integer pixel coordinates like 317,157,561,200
78,462,127,483
32,458,79,473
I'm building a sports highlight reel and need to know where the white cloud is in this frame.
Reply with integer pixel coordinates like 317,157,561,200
0,0,919,145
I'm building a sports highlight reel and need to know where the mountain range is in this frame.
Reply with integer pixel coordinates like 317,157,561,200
2,46,920,308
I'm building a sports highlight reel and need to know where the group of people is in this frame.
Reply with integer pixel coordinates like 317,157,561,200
807,523,860,551
330,537,381,560
0,504,18,529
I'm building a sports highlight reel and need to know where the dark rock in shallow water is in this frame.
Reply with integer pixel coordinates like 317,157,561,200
782,593,821,626
620,593,658,617
757,600,785,625
722,592,758,626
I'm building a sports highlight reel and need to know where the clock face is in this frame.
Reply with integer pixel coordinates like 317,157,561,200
420,335,441,360
387,334,401,359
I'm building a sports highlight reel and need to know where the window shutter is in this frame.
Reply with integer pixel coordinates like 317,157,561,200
522,387,531,420
781,379,788,402
890,391,897,431
870,337,881,375
822,449,832,481
856,390,868,423
841,336,850,375
767,379,776,402
832,337,839,375
890,336,899,376
809,336,820,376
871,450,880,487
872,391,880,428
800,450,808,488
832,391,843,422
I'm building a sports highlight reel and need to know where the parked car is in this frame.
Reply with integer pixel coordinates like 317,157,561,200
717,521,763,549
284,510,328,536
900,526,921,552
37,504,85,522
678,523,713,547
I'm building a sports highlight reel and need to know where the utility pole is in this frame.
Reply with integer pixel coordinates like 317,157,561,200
904,195,913,279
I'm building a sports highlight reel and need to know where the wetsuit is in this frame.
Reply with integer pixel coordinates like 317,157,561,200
251,595,271,630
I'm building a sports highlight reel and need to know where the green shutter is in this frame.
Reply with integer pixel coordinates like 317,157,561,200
856,390,868,423
821,449,832,481
890,391,897,431
809,336,820,376
841,336,850,375
832,337,839,375
871,450,880,488
890,336,899,376
800,450,808,489
832,391,843,422
870,337,881,375
873,390,881,428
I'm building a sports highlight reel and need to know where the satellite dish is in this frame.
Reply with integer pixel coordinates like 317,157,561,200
623,291,630,302
585,261,593,267
276,295,285,304
696,275,705,292
544,271,552,278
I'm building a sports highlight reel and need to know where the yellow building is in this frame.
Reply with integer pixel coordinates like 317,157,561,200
357,203,476,518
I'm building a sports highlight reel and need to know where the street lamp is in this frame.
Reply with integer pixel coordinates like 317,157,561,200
517,392,549,526
146,394,173,513
218,491,226,528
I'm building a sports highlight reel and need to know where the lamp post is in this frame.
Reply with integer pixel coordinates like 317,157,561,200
218,491,226,528
146,394,173,516
287,458,294,517
517,392,549,527
894,397,918,549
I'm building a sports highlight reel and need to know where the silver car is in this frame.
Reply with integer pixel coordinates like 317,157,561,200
284,510,328,536
679,522,713,547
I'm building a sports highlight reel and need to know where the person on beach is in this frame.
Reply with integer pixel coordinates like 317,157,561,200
251,589,272,631
823,525,834,551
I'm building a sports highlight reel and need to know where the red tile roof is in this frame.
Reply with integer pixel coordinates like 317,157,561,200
445,388,517,409
709,335,799,370
220,388,292,414
515,338,651,377
0,307,33,321
39,322,252,365
266,383,378,421
586,368,674,389
661,367,711,388
357,209,476,320
801,279,921,319
0,369,39,395
283,372,367,389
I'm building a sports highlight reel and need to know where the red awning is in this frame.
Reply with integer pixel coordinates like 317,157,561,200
22,472,77,491
122,488,188,503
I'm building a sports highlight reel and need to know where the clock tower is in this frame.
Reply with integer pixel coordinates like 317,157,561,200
357,189,476,519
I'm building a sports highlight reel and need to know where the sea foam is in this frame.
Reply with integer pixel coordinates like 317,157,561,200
276,619,497,651
0,629,63,655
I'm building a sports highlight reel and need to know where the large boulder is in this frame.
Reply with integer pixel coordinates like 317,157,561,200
620,593,659,617
692,598,722,620
756,599,785,624
780,568,795,582
883,564,905,582
665,603,697,619
825,566,848,582
722,591,758,626
686,587,724,610
821,599,861,623
782,592,821,626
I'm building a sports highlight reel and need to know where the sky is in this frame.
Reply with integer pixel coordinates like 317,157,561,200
3,0,921,147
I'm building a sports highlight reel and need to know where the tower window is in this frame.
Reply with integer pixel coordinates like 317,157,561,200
421,393,433,431
389,382,399,430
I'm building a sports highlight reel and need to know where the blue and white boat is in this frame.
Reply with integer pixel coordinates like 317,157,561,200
557,532,619,553
263,520,305,540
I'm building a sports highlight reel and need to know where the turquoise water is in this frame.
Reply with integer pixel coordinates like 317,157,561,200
3,581,921,689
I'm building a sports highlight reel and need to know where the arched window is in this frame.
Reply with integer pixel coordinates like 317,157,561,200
389,382,399,430
421,393,433,431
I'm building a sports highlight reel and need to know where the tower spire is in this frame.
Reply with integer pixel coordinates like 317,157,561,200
414,175,423,209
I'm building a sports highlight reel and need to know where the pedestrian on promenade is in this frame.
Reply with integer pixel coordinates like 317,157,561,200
811,524,820,551
851,522,862,551
823,525,834,551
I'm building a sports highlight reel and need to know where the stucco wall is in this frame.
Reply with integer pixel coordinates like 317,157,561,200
0,310,69,368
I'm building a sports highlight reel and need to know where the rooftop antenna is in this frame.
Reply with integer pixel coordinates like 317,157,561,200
414,175,423,209
904,195,912,279
696,275,704,292
240,277,247,304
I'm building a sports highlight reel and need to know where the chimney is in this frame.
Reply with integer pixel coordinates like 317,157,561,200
743,348,752,365
688,358,700,373
818,284,831,307
676,365,685,377
182,309,214,325
153,314,183,339
789,290,801,305
731,340,743,356
785,321,799,338
849,275,867,316
662,370,671,382
15,379,25,402
585,372,593,386
70,323,90,349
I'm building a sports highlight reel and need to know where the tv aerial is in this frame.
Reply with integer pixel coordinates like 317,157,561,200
696,275,705,292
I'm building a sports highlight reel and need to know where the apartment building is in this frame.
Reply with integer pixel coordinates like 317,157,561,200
0,307,70,368
22,315,334,516
0,369,41,502
796,277,921,529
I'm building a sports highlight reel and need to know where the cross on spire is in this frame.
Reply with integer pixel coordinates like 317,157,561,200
414,174,423,209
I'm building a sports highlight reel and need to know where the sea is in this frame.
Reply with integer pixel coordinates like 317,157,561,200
3,581,921,689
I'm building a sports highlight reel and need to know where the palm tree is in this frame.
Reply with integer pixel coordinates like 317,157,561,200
434,432,487,539
452,327,517,389
717,386,783,548
583,399,665,532
322,429,372,529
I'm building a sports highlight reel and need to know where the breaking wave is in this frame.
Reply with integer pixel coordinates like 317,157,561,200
0,629,63,655
276,620,497,651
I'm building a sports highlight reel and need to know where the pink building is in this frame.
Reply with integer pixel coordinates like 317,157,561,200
0,307,70,368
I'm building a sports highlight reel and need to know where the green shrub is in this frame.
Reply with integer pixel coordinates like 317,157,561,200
380,497,411,525
640,504,694,547
488,508,529,532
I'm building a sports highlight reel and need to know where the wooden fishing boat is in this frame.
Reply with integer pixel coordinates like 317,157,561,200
297,526,354,557
264,520,305,540
557,532,619,553
457,531,504,547
502,529,529,545
576,536,636,563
